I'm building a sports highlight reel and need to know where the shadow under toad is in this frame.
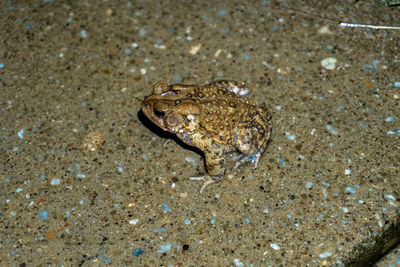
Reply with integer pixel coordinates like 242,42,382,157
138,109,204,157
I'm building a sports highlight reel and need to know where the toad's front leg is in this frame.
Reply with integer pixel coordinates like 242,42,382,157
189,149,225,194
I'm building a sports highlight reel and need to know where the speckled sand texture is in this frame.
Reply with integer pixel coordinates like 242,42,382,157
1,0,399,266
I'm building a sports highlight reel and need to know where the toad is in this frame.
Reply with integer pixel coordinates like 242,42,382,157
141,80,272,193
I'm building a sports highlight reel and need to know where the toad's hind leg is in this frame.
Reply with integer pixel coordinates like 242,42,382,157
234,108,271,169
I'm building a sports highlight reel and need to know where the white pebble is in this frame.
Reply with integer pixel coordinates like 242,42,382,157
321,57,337,70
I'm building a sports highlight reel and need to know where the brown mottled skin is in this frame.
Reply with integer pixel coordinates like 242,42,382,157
141,80,272,193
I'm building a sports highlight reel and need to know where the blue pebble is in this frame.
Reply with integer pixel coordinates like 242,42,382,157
320,252,332,258
286,133,296,141
161,203,171,213
17,129,24,139
151,227,167,232
39,210,49,221
132,248,145,257
363,64,375,73
99,253,109,264
117,166,123,173
51,178,60,185
241,53,249,59
269,25,277,31
394,81,400,87
278,157,286,167
184,219,191,225
0,63,4,68
385,117,394,122
326,125,339,135
388,129,400,135
157,242,172,253
321,181,330,187
345,187,356,194
385,194,395,200
124,48,132,55
139,28,147,36
218,9,226,16
80,30,87,38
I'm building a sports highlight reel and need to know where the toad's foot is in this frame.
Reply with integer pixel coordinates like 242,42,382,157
189,175,219,194
233,152,262,170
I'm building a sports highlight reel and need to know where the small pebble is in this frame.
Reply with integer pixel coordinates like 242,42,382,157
129,219,139,225
151,227,167,232
99,254,109,264
117,166,123,173
385,117,394,122
39,210,49,221
185,156,198,166
218,9,226,16
17,129,24,139
321,57,337,70
346,187,356,194
157,242,172,253
385,194,395,201
161,203,171,213
76,173,86,179
388,129,400,135
326,125,339,135
270,243,280,250
80,30,87,38
51,178,60,185
233,259,244,267
132,248,145,257
320,252,332,258
124,48,132,55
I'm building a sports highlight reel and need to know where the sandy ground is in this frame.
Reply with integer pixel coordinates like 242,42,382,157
1,0,399,266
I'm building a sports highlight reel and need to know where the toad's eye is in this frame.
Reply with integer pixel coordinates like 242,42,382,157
153,108,166,118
